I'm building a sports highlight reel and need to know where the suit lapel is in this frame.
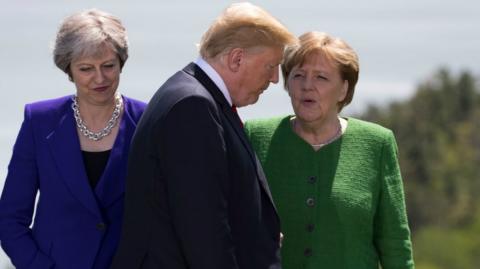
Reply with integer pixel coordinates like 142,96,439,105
95,97,135,209
46,100,102,218
183,63,277,210
220,104,277,208
183,63,256,159
253,154,277,211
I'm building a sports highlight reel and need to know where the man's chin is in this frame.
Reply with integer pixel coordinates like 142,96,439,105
235,95,260,107
247,95,261,106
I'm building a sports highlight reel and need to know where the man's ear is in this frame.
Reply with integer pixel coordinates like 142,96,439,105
226,48,244,72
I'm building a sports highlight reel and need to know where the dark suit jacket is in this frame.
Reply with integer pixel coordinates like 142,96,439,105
0,95,146,269
111,63,281,269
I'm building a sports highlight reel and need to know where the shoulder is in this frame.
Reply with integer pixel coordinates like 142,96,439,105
161,67,211,98
344,117,399,158
149,69,216,115
346,117,394,141
244,115,290,144
122,95,147,121
24,95,72,119
245,116,289,134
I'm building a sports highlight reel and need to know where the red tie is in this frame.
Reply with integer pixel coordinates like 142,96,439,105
231,105,243,128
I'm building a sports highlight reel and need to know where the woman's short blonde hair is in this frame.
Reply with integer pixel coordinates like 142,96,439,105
282,31,359,111
199,2,294,59
53,9,128,77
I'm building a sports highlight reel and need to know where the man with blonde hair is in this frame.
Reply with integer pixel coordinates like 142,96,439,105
111,2,294,269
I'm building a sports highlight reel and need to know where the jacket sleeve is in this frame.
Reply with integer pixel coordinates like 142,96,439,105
374,131,415,269
157,96,239,269
0,105,55,269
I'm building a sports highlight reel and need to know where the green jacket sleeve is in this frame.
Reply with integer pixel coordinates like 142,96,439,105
374,131,415,269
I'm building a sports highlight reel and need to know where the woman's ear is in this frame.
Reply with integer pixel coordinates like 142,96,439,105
338,80,348,102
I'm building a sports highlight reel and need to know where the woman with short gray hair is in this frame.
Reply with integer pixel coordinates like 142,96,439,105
0,9,145,269
54,9,129,78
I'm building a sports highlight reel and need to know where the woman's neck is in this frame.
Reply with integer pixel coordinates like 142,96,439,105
77,98,117,131
74,94,123,151
292,116,341,147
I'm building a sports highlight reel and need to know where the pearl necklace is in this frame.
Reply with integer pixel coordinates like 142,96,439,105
293,118,342,149
310,123,341,148
71,93,123,141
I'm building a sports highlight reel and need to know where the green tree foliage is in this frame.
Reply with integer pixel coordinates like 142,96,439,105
360,68,480,268
413,210,480,269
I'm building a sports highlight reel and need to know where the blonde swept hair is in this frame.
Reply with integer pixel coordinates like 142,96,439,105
53,9,129,78
199,2,295,59
282,31,359,111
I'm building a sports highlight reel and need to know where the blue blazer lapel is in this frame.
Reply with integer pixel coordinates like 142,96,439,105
46,103,102,218
95,103,136,209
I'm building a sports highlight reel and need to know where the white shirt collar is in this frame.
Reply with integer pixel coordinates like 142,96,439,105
194,57,232,106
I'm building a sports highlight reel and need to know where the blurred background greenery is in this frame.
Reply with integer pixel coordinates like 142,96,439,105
360,68,480,268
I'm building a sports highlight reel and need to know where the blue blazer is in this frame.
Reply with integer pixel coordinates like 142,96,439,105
0,95,146,269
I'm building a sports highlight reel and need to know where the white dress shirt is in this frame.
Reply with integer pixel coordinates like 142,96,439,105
194,57,233,107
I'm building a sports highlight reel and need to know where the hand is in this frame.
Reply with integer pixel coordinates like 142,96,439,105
280,232,284,248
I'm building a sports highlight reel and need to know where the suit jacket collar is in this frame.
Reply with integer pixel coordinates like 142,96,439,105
183,63,277,211
46,96,136,218
183,63,253,156
194,57,232,106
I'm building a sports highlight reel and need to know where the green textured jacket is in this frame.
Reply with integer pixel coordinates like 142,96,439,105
244,116,414,269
